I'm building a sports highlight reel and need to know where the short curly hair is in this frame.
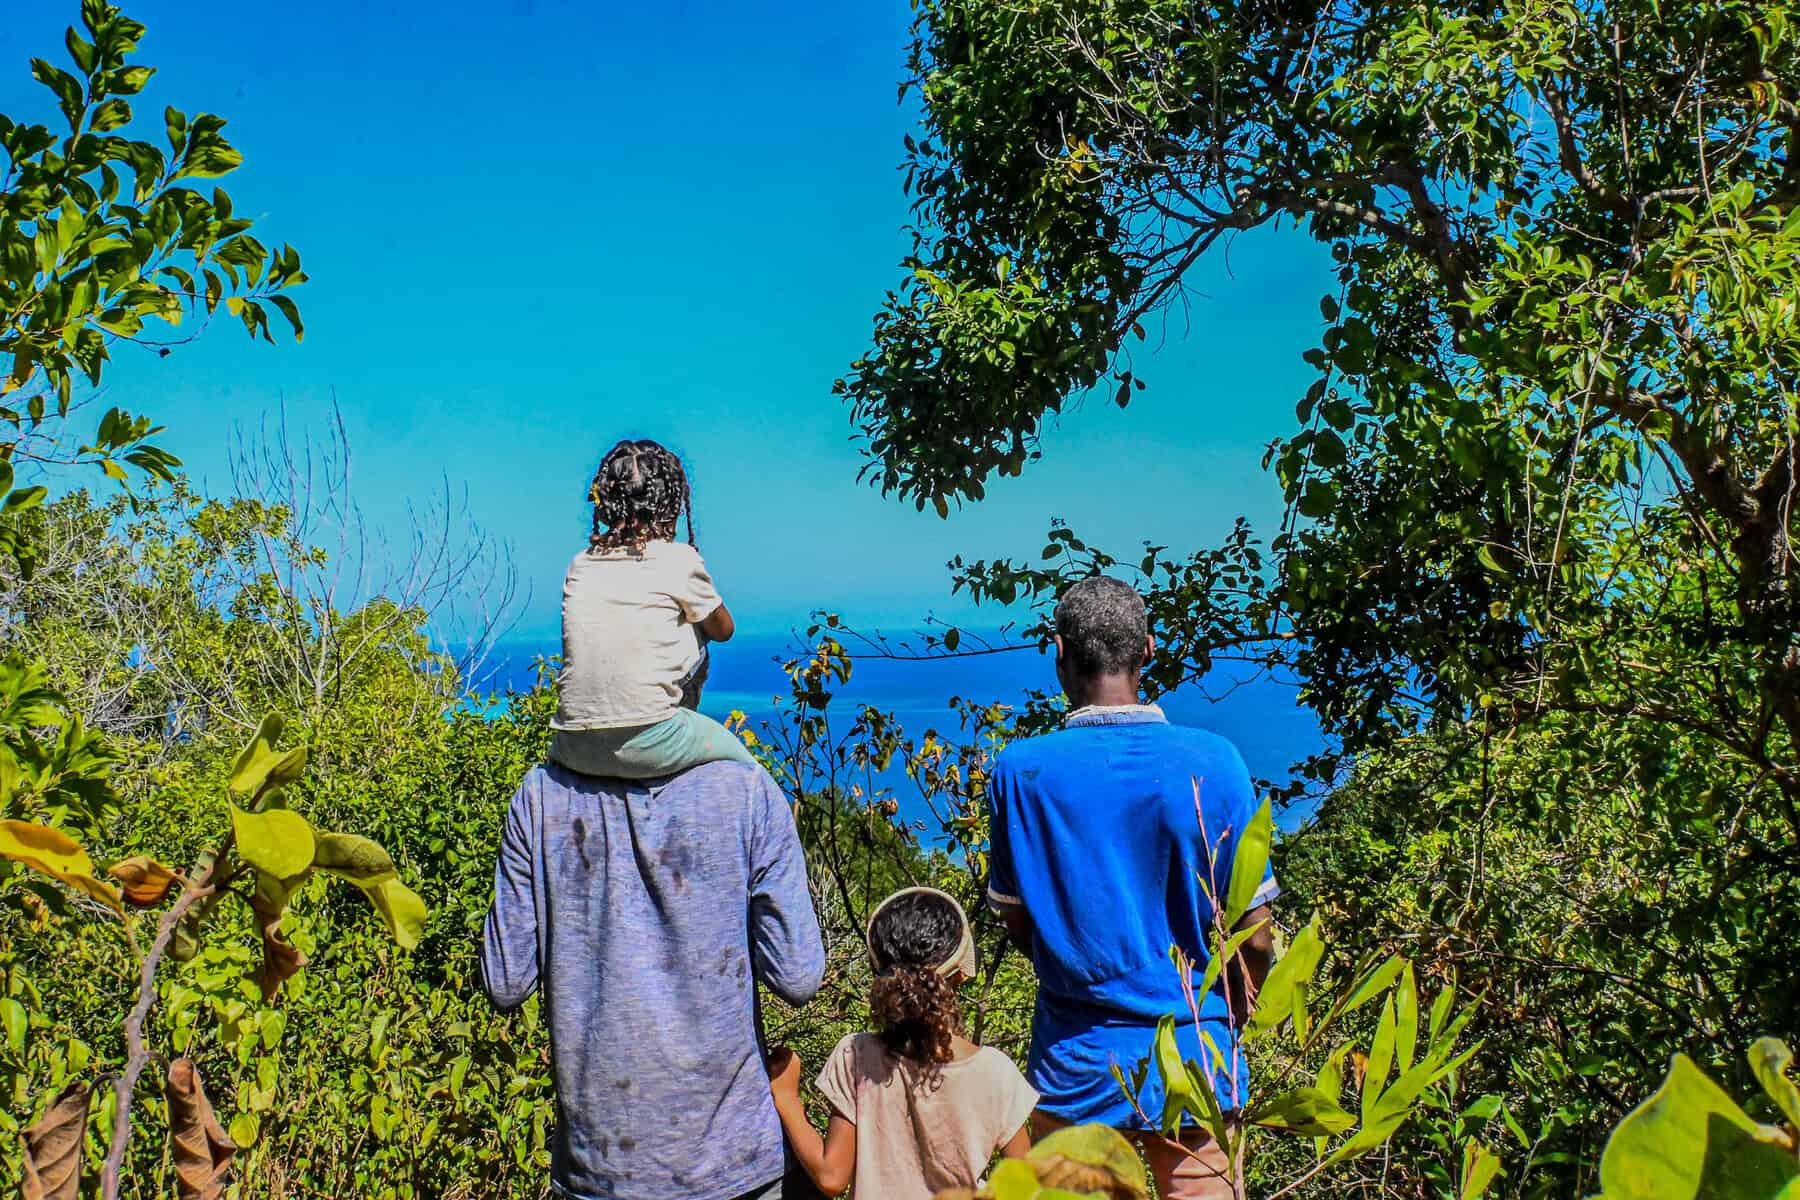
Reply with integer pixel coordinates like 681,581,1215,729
587,439,693,553
1054,575,1148,677
867,891,965,1065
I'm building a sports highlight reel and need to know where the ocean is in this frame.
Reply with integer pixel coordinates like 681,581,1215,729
474,632,1324,834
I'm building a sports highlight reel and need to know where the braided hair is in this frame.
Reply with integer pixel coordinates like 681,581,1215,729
867,891,965,1066
587,439,695,554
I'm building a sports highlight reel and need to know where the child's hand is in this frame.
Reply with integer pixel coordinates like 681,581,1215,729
766,1046,803,1102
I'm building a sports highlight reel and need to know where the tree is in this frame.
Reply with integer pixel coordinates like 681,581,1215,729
1,0,305,564
842,1,1800,1190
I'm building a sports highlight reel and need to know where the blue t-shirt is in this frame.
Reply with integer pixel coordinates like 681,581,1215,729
985,706,1278,1127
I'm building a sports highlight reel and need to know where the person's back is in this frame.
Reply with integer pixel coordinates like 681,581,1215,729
985,576,1277,1200
988,714,1273,1120
481,759,824,1200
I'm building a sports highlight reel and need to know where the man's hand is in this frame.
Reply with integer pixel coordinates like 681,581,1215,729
766,1046,804,1103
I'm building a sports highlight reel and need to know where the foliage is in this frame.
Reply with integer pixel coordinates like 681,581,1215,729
0,0,303,508
1596,1039,1800,1200
1114,795,1489,1200
0,711,425,1197
934,1123,1150,1199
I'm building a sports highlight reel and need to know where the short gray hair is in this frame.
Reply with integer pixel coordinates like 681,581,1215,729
1054,576,1148,676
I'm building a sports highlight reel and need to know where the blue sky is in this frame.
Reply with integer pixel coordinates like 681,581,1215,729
4,0,1335,641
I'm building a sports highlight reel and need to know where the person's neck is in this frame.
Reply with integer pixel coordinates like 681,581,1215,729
950,1033,980,1061
1067,675,1144,710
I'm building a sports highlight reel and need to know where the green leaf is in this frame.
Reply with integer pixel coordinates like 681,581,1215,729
227,1112,259,1148
1341,954,1406,1016
229,806,315,880
227,714,306,800
1363,992,1398,1121
1394,964,1419,1071
0,997,27,1055
1247,917,1324,1039
1223,795,1273,927
313,832,397,887
1197,919,1268,1001
1598,1054,1799,1200
1246,1086,1357,1135
1749,1038,1800,1130
368,878,427,950
1461,1141,1502,1200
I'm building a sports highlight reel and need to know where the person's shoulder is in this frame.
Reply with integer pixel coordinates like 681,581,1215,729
664,760,784,820
1157,722,1250,764
992,727,1083,775
645,538,703,566
971,1044,1028,1080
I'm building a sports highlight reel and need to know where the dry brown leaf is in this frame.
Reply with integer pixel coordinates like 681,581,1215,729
251,896,305,1001
21,1082,88,1200
166,1058,236,1200
108,855,180,908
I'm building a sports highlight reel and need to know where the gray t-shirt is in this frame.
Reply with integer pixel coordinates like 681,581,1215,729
481,761,825,1200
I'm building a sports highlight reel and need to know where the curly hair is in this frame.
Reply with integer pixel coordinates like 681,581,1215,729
587,439,694,554
867,891,965,1065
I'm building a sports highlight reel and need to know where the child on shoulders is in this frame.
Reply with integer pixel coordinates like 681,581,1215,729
550,438,755,779
768,888,1036,1199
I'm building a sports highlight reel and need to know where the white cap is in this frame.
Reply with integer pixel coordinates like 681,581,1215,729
866,887,978,980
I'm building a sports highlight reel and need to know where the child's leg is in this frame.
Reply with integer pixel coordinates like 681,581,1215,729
549,727,659,779
549,710,754,779
617,707,757,775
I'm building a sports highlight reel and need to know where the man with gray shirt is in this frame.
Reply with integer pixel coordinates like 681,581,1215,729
480,753,824,1200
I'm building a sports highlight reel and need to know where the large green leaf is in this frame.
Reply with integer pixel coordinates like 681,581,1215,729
312,832,397,888
1598,1054,1798,1200
1245,1086,1357,1136
1223,795,1273,927
1247,916,1324,1039
229,805,315,880
367,878,427,950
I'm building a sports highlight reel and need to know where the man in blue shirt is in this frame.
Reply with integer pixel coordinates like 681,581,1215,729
986,576,1277,1200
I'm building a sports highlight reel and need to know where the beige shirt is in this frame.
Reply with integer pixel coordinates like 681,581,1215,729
553,540,721,730
816,1033,1038,1200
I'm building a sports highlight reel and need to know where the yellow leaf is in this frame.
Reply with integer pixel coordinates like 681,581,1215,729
0,820,122,913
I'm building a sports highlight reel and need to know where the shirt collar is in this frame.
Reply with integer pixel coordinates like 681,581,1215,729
1064,702,1168,728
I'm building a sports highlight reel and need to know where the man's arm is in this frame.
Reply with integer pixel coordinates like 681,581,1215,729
748,771,825,1005
480,780,540,1011
984,759,1034,958
1225,903,1276,1029
999,905,1034,958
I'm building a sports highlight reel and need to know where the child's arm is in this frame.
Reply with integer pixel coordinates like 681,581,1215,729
768,1047,855,1196
700,601,735,643
999,1122,1032,1159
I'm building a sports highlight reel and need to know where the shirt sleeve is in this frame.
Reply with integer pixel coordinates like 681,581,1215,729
983,758,1024,912
747,768,826,1006
672,546,722,623
479,777,541,1011
993,1056,1039,1148
814,1035,860,1124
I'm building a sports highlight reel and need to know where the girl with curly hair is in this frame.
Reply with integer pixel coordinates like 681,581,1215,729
549,438,756,778
767,889,1037,1199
